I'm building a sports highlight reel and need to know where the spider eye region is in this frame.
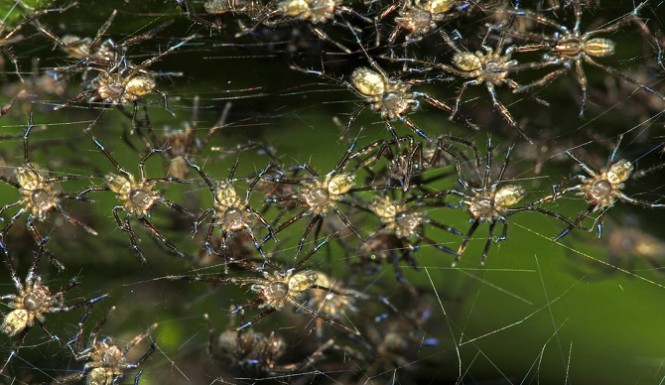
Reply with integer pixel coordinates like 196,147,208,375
129,188,156,210
221,207,247,230
22,289,49,312
586,179,614,203
98,344,124,367
265,281,289,302
382,91,412,117
30,189,57,214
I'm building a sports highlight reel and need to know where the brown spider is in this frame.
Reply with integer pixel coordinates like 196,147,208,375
0,116,97,251
161,236,363,336
79,123,193,262
447,137,571,265
185,145,277,260
265,145,359,257
351,134,457,191
206,312,334,374
291,27,467,141
1,242,106,374
360,194,460,277
56,306,157,385
383,0,471,45
503,1,664,116
439,30,535,140
55,34,195,116
36,9,119,70
538,135,665,240
304,271,365,337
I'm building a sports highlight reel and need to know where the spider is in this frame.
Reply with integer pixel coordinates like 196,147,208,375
55,34,196,117
185,147,277,260
350,134,457,192
358,194,461,278
161,235,364,336
537,135,665,241
503,1,665,116
435,30,534,141
264,140,360,258
205,312,334,374
0,242,107,374
56,306,157,385
79,122,193,262
304,271,365,337
604,226,665,272
0,116,97,253
36,9,119,71
447,137,572,265
381,0,471,46
291,26,469,141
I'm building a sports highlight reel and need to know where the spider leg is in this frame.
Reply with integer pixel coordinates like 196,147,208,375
417,233,459,258
0,328,29,375
268,339,334,374
554,204,596,241
455,219,480,266
113,207,146,263
235,307,275,331
480,221,498,265
309,25,351,53
268,209,308,243
295,215,323,259
617,193,665,209
514,65,570,93
427,218,462,235
58,208,98,236
401,117,431,142
486,83,532,143
138,217,188,259
332,207,361,239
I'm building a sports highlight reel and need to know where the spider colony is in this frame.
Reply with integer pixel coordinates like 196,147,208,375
2,1,665,384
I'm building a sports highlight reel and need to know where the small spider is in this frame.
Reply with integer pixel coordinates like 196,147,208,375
305,271,365,337
56,306,157,385
538,135,665,240
79,122,193,262
158,98,231,179
291,26,468,141
437,30,533,140
351,134,457,191
360,194,460,279
1,242,107,374
55,34,195,117
504,1,664,116
161,236,363,336
206,312,334,374
448,137,571,265
0,116,97,252
36,9,119,71
2,58,67,115
185,148,277,259
265,143,359,257
382,0,471,46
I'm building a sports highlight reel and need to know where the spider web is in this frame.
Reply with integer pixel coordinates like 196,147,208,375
2,1,665,385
